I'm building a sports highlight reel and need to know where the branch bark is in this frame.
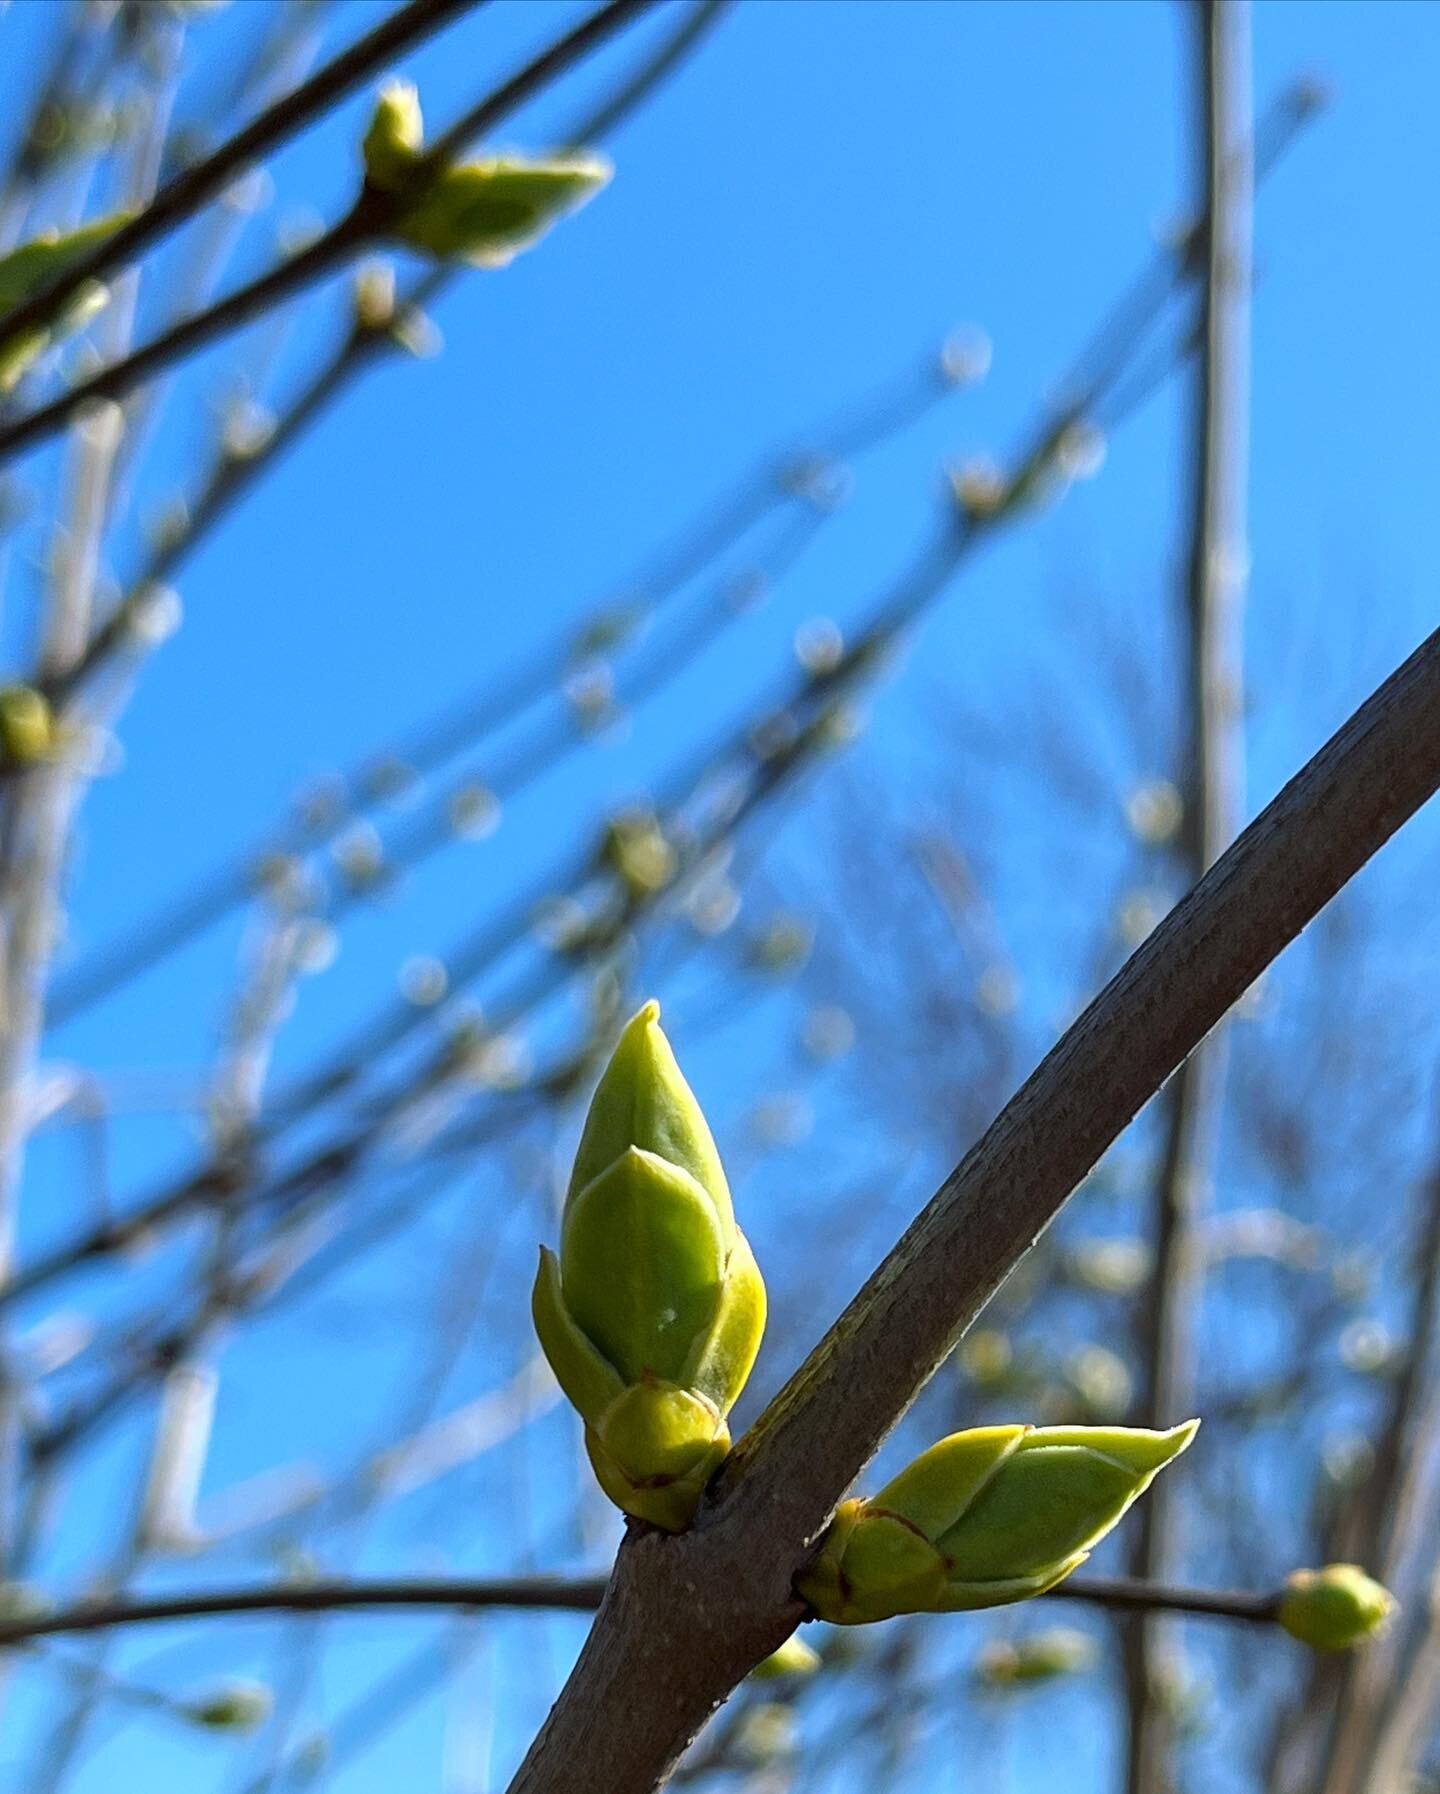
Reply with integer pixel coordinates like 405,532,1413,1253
505,620,1440,1794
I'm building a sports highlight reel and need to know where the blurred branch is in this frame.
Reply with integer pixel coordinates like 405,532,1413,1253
0,0,483,355
0,1568,1292,1649
1124,4,1253,1790
0,0,658,469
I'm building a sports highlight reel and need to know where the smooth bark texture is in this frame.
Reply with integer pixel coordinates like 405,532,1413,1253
508,621,1440,1794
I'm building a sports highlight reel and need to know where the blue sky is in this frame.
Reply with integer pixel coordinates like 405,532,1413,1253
1,1,1438,1789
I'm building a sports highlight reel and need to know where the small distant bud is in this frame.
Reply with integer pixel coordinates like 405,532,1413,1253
976,1626,1098,1688
794,618,844,676
736,1702,797,1765
1126,779,1184,845
332,822,385,891
1056,421,1106,481
948,456,1008,520
798,1421,1198,1624
1065,1345,1133,1421
801,1004,854,1061
128,580,183,645
603,809,676,897
572,604,645,661
449,783,500,840
399,955,447,1006
748,914,812,975
0,685,57,766
1279,1565,1396,1651
353,258,397,331
1064,1238,1151,1297
532,1003,765,1529
959,1327,1014,1387
776,455,851,511
388,304,442,359
184,1679,273,1733
361,81,424,192
940,326,993,386
752,1634,821,1680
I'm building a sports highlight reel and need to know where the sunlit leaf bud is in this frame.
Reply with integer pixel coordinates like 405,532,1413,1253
797,1421,1198,1624
947,456,1009,520
939,326,993,386
0,685,57,766
361,81,423,192
353,258,397,331
736,1702,797,1766
751,1633,822,1680
184,1678,274,1733
1065,1238,1152,1297
0,211,131,391
396,153,612,269
748,913,813,974
1126,779,1185,845
532,1002,765,1529
976,1625,1098,1688
603,809,676,897
1278,1564,1396,1651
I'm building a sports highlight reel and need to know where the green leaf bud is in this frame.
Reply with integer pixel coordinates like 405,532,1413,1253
532,1002,764,1529
751,1633,822,1680
395,152,610,268
0,685,56,766
797,1420,1198,1624
184,1678,274,1733
975,1625,1099,1688
1278,1563,1396,1651
361,81,423,192
0,212,131,391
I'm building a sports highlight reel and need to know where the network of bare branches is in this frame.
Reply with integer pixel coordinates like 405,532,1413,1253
0,5,1435,1794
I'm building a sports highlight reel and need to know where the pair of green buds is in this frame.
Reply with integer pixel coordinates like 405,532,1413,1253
531,1003,1199,1633
360,83,610,269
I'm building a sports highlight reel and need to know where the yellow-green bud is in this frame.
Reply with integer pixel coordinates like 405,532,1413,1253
797,1420,1198,1625
184,1679,273,1733
0,685,56,765
975,1625,1098,1687
361,81,424,192
394,152,611,269
751,1633,822,1680
1278,1564,1396,1651
0,212,130,392
532,1002,765,1530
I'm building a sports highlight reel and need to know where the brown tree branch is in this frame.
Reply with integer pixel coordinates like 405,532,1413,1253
0,1569,1290,1650
503,622,1440,1794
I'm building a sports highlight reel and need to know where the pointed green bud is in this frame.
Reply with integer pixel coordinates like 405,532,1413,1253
797,1421,1198,1624
1278,1564,1396,1651
0,685,56,766
533,1002,764,1529
0,212,131,391
361,81,423,192
394,152,611,268
567,1001,732,1235
751,1633,822,1680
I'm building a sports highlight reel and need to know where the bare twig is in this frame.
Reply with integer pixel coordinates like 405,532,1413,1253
1123,6,1252,1790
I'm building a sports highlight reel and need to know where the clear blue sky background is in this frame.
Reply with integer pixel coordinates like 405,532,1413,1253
1,1,1437,1788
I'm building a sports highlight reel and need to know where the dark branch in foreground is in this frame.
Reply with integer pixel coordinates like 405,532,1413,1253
502,618,1440,1794
0,1570,1284,1648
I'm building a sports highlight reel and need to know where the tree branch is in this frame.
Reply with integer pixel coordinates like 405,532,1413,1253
1125,5,1252,1788
504,622,1440,1794
0,0,482,356
0,0,657,470
0,1568,1289,1650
